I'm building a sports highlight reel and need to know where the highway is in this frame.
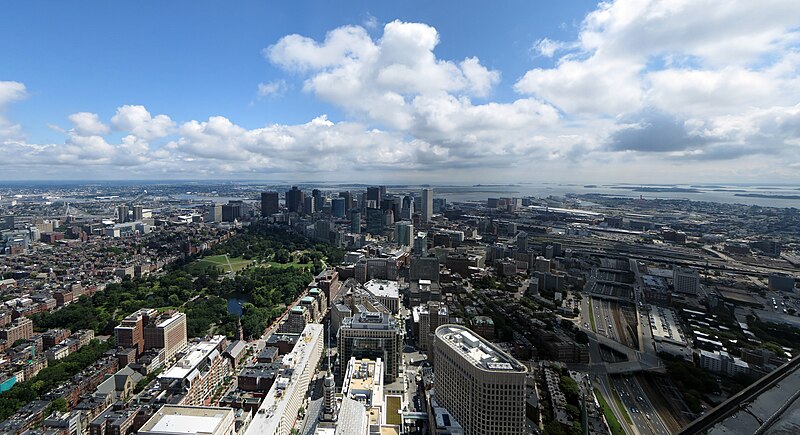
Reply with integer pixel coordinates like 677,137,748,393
612,375,671,435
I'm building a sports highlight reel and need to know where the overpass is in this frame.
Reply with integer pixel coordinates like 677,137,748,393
585,330,663,374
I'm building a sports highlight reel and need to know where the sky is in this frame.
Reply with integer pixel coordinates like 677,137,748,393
1,0,800,184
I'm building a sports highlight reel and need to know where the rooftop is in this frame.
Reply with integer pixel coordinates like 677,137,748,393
435,324,526,373
364,279,399,299
139,405,233,434
159,335,224,381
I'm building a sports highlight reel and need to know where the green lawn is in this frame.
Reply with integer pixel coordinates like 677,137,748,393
594,388,626,435
191,255,254,273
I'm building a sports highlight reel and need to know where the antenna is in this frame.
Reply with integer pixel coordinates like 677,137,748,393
327,319,332,370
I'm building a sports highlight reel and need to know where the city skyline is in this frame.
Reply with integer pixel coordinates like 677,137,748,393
2,0,800,183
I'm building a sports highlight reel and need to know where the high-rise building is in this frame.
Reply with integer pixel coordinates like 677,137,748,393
401,195,414,220
117,205,129,223
395,221,413,247
434,324,527,435
205,204,222,222
221,203,242,222
331,197,346,218
413,232,428,256
379,186,387,201
304,196,316,215
285,186,304,214
143,311,188,363
338,312,403,382
339,191,353,211
366,187,381,206
422,188,433,223
312,189,325,212
366,208,384,235
349,209,361,234
261,191,279,217
115,308,154,355
674,267,700,295
418,301,448,352
132,205,144,221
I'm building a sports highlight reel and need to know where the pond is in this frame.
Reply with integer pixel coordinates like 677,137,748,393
227,294,250,316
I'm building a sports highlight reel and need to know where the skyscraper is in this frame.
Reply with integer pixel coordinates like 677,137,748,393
304,196,316,215
261,191,279,217
422,188,433,223
117,205,129,223
338,312,402,382
286,186,304,214
339,191,353,211
413,232,428,256
401,195,414,220
312,189,325,212
366,208,384,235
349,209,361,234
331,197,346,218
366,187,380,206
132,205,144,221
395,221,413,247
434,324,527,435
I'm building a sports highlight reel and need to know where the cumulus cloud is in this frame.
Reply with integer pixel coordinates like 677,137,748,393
0,81,27,139
68,112,110,136
3,2,800,181
111,105,175,139
266,20,506,129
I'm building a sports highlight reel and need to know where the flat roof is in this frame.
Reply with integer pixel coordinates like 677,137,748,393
364,279,399,298
139,405,232,434
435,324,526,373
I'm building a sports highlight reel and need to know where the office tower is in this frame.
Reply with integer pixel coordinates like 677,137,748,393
304,196,316,215
434,324,527,435
205,204,222,222
143,312,188,363
395,221,413,247
349,209,361,234
221,203,241,222
115,308,155,355
401,195,414,220
132,205,144,221
338,312,402,382
331,197,346,218
286,186,304,214
433,197,447,213
312,189,325,212
261,191,279,217
422,188,433,223
384,209,394,227
674,267,700,295
366,187,381,205
339,191,353,211
366,208,384,235
379,185,387,201
413,232,428,256
117,205,129,223
418,301,448,351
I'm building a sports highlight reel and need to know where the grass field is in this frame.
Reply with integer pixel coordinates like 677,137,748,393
594,388,626,435
190,255,254,273
611,387,633,425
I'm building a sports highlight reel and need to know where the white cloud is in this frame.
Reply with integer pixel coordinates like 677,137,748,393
68,112,110,136
111,105,175,139
257,80,287,98
0,81,27,139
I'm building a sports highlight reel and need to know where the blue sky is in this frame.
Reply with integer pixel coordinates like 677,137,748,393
1,0,799,182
